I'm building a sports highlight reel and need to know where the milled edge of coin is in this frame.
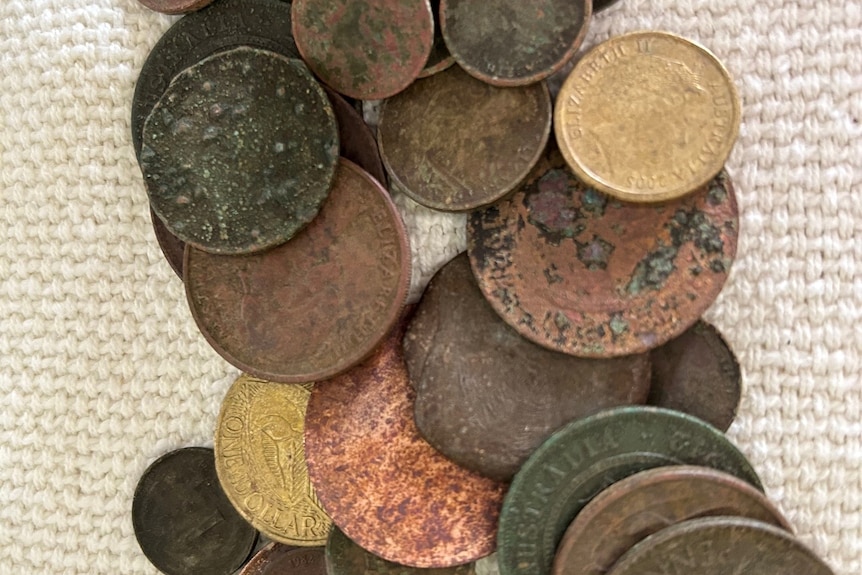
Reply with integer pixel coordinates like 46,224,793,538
240,542,327,575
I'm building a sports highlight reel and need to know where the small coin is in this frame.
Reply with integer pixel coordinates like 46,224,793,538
552,465,791,575
240,543,326,575
132,447,257,575
648,320,742,431
607,517,835,575
214,375,332,546
440,0,591,86
324,88,387,186
291,0,434,99
419,0,455,78
555,31,741,202
467,148,739,358
404,253,652,481
136,0,214,15
184,159,410,383
496,406,762,575
379,65,551,211
151,207,185,278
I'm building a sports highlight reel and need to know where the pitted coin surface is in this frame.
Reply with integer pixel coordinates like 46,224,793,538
240,543,326,575
136,0,215,15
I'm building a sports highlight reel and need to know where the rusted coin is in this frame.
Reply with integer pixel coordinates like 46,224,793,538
419,0,455,78
291,0,434,100
496,406,762,575
440,0,591,86
378,65,551,211
304,315,506,568
467,148,739,358
324,87,387,186
132,447,258,575
555,31,741,202
552,465,791,575
185,159,409,383
648,320,742,431
240,543,326,575
136,0,214,15
404,253,652,481
607,517,835,575
151,207,185,278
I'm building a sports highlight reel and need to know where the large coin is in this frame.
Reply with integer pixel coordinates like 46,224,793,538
496,406,762,575
552,465,791,575
555,32,741,202
240,543,326,575
184,159,410,383
378,66,551,211
132,447,257,575
467,149,738,358
404,253,651,481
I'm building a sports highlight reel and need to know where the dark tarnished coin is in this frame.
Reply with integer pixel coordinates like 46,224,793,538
552,465,791,575
240,543,326,575
324,87,387,186
132,447,257,575
304,316,506,568
404,253,652,481
141,46,339,255
607,517,835,575
648,320,742,431
592,0,621,12
151,207,185,278
467,149,739,358
136,0,214,15
291,0,434,99
419,0,455,78
440,0,591,86
185,159,410,383
378,65,551,211
131,0,300,159
496,406,762,575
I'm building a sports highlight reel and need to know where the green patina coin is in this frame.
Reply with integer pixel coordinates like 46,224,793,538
141,46,339,255
496,406,762,575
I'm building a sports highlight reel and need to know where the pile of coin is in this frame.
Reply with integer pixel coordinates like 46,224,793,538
128,1,836,574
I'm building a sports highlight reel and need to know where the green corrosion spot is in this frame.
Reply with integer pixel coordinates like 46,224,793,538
609,315,629,336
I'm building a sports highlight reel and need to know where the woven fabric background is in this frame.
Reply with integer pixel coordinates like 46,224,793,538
0,0,859,573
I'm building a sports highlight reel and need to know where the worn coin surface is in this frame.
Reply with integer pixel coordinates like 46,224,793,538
467,149,738,358
648,320,742,431
496,406,762,575
324,88,387,186
240,543,326,575
404,253,651,481
291,0,434,99
132,447,257,575
151,208,185,278
214,375,332,546
185,159,410,383
136,0,214,15
552,465,791,575
419,0,455,78
440,0,591,86
607,517,835,575
304,315,506,568
379,65,551,211
555,31,741,202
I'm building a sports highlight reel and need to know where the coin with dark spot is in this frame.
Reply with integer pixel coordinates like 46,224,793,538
291,0,434,99
648,320,742,431
404,253,651,481
240,543,326,575
440,0,591,86
151,207,185,278
552,465,791,575
419,0,455,78
324,87,387,186
592,0,622,12
379,65,551,211
132,447,258,575
136,0,215,15
467,148,738,358
496,406,762,575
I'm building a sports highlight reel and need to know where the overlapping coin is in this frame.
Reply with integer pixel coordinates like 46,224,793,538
419,0,455,78
136,0,214,15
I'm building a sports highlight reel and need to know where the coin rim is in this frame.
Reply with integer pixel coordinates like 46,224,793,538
240,542,327,575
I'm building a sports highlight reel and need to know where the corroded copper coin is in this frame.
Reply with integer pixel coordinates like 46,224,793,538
304,315,506,568
136,0,214,15
240,543,326,575
552,465,791,575
404,253,651,481
440,0,591,86
151,208,185,278
467,149,739,358
379,65,551,211
648,320,742,431
419,0,455,78
185,159,410,383
291,0,434,100
324,88,387,186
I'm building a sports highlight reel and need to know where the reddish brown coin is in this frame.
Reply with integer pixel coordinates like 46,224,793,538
151,207,185,278
136,0,214,15
240,543,326,575
324,88,387,186
467,149,739,358
304,314,506,568
184,159,411,383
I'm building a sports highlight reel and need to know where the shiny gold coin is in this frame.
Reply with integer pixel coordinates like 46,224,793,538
555,31,740,202
214,374,331,546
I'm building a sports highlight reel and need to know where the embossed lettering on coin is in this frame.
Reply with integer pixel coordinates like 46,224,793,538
240,543,326,575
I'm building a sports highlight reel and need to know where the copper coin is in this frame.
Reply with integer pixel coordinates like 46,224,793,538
291,0,434,100
184,159,410,383
648,320,742,431
151,207,185,278
379,65,551,211
467,149,739,358
440,0,591,86
304,315,506,568
552,465,791,575
419,0,455,78
240,543,326,575
136,0,214,15
324,88,387,186
404,253,652,481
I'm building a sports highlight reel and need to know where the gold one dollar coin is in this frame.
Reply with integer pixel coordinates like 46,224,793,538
214,374,331,546
555,31,740,202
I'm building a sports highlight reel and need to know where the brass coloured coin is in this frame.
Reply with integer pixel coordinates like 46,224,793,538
240,543,327,575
